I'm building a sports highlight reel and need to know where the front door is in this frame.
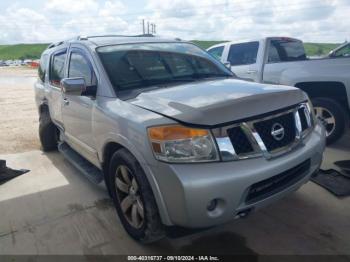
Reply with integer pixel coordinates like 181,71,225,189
61,48,99,166
47,49,67,126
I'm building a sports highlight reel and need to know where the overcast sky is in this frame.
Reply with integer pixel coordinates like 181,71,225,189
0,0,349,44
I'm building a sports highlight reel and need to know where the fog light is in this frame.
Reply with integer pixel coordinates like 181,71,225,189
207,199,218,211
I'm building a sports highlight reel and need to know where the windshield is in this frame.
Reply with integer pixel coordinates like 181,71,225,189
97,42,233,96
333,43,350,58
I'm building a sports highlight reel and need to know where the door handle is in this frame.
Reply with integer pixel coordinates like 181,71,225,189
63,98,69,106
246,70,257,74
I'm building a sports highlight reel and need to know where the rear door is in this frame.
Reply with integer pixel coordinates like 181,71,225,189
61,47,99,166
226,41,260,81
47,49,67,126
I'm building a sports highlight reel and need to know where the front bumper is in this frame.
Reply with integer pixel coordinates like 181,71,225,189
149,122,325,228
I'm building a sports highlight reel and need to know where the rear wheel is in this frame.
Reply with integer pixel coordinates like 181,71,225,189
39,109,58,151
108,149,165,243
312,98,346,145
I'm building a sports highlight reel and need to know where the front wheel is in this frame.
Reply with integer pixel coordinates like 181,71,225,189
108,149,165,243
312,98,347,145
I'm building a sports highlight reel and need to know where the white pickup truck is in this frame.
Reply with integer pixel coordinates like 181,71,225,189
207,37,350,144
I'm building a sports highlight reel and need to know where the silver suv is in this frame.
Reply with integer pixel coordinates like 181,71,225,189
35,35,326,243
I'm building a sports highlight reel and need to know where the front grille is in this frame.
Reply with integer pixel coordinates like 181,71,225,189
254,112,296,152
245,159,311,204
218,103,313,160
227,127,254,155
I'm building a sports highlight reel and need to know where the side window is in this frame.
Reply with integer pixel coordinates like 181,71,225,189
50,51,66,87
227,42,259,66
38,54,48,83
268,44,281,63
268,39,306,62
208,46,224,60
68,52,96,87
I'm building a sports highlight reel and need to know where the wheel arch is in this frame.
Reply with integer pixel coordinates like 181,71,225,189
295,81,349,113
100,140,172,226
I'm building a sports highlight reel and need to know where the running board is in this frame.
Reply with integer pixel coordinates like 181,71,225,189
58,142,104,184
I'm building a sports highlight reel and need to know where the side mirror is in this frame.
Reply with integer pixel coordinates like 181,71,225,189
61,77,86,95
224,62,232,70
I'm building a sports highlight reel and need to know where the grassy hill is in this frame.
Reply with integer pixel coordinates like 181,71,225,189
0,41,340,60
191,40,228,49
0,44,48,60
303,42,339,56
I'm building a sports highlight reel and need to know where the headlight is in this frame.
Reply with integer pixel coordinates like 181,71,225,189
148,124,219,163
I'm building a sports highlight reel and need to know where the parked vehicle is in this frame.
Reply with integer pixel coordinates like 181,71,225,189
207,37,350,144
328,42,350,58
5,60,13,66
35,35,326,243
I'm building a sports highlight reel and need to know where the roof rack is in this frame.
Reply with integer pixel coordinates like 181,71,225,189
47,34,157,49
47,36,82,49
84,34,155,39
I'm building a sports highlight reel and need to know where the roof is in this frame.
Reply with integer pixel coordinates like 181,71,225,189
206,36,302,50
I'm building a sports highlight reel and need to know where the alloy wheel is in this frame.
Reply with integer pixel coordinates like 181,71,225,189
314,106,336,137
115,165,145,229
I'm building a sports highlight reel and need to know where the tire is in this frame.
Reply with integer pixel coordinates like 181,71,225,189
312,98,347,145
108,149,165,243
39,109,58,151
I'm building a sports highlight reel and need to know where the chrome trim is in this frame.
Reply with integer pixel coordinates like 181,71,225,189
242,122,269,158
303,105,312,128
247,107,296,124
216,137,239,161
213,103,314,161
294,109,302,141
299,103,314,138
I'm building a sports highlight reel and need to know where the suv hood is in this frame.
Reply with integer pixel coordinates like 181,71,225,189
130,78,307,126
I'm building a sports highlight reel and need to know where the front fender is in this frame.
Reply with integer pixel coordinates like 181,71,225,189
98,133,173,226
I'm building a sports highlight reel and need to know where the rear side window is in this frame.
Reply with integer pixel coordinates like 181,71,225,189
227,42,259,66
50,51,66,87
38,54,48,82
268,39,306,62
68,52,96,87
208,46,224,60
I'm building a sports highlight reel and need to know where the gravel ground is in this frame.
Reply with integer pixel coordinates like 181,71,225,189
0,67,40,154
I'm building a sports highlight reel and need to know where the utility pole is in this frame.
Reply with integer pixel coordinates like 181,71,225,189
142,20,156,35
142,19,145,35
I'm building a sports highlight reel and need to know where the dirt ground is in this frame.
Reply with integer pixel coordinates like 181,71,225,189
0,67,40,154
